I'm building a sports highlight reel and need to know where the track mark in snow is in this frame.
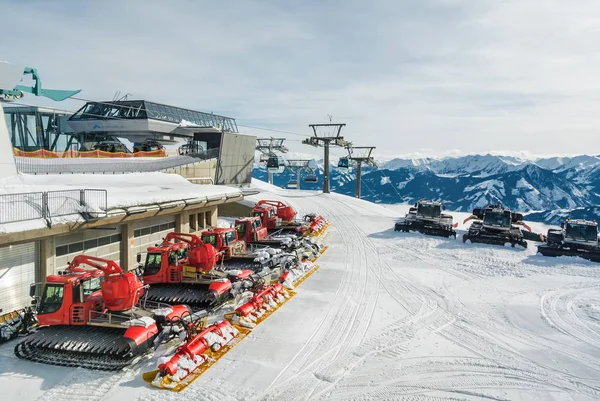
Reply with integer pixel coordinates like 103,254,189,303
35,369,125,401
540,285,600,350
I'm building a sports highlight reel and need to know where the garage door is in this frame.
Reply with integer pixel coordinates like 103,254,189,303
0,242,38,313
55,228,122,271
132,215,176,258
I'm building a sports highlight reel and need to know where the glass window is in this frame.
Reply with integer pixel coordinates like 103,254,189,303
566,224,598,241
252,211,264,220
98,236,111,246
110,234,122,243
417,204,441,218
69,242,83,253
141,227,151,236
39,284,64,314
235,223,246,238
177,247,188,261
56,245,69,257
202,234,217,246
483,212,511,228
151,225,160,234
143,253,163,276
84,239,98,250
225,231,237,244
82,277,102,298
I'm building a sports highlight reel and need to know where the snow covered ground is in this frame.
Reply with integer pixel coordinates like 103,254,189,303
2,180,600,400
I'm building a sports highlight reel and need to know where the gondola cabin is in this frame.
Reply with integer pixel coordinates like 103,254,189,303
286,180,298,189
338,157,352,172
266,156,286,173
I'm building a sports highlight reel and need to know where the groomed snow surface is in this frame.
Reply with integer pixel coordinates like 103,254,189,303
2,180,600,400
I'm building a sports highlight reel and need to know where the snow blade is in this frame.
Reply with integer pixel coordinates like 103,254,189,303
306,216,331,237
143,320,251,392
463,215,476,225
280,262,320,290
224,283,295,329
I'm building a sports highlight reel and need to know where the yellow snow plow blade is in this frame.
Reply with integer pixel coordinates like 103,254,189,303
142,326,252,392
292,264,320,288
310,245,328,262
0,309,22,324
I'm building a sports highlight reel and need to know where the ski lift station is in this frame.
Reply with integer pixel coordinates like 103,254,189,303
0,61,256,313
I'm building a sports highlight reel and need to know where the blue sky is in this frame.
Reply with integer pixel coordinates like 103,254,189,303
2,0,600,158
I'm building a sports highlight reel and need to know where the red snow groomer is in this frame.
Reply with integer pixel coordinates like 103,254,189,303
15,255,194,370
252,200,330,237
141,232,256,311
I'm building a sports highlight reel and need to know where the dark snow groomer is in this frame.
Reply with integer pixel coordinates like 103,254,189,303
395,200,457,238
538,219,600,262
462,203,529,248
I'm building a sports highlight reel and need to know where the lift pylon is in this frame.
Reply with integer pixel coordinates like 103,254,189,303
255,137,288,184
285,159,313,190
303,123,350,194
345,146,376,199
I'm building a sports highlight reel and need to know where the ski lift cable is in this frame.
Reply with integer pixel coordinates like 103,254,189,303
376,167,403,199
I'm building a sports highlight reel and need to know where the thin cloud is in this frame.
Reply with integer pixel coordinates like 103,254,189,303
2,0,600,156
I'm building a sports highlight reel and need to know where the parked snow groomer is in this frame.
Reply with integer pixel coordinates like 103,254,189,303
538,218,600,262
462,203,530,248
394,200,457,238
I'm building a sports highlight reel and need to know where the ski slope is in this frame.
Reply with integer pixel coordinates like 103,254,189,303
2,182,600,401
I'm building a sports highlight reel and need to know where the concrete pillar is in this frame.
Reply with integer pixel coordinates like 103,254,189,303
121,222,135,271
176,211,190,233
39,237,55,279
198,211,206,230
206,207,218,228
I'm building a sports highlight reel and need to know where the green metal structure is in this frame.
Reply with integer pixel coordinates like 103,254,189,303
0,66,80,102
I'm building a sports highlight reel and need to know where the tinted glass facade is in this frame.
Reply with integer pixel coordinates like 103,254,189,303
69,100,238,132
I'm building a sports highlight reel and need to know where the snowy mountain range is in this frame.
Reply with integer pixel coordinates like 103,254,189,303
253,154,600,224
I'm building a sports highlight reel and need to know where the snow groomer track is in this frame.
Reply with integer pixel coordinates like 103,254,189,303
2,180,600,401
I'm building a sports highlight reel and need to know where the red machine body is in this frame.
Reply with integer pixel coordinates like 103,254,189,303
236,283,285,317
143,232,218,284
201,227,247,261
36,255,144,326
256,200,297,222
158,320,235,376
233,216,269,243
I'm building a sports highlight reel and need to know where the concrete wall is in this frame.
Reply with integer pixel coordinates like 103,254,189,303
164,159,217,183
216,133,256,185
218,200,254,218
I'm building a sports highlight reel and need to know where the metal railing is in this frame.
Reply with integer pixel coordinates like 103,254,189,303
0,189,107,225
14,150,219,175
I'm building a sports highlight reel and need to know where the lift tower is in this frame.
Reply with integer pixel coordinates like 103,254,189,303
303,123,349,194
285,159,313,190
256,137,288,185
346,146,376,199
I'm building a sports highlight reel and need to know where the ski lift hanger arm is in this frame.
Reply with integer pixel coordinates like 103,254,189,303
0,66,81,102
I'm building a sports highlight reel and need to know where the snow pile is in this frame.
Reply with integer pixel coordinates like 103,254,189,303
282,259,316,290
